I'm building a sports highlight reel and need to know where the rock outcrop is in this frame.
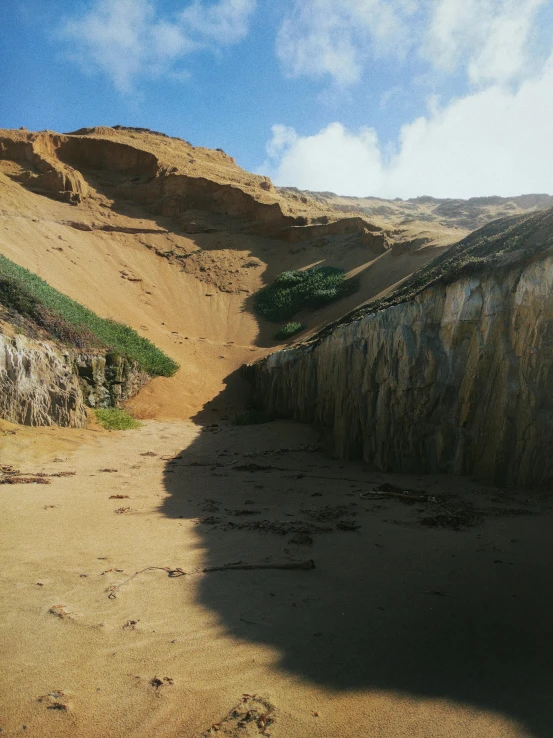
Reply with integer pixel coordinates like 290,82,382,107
75,351,150,408
0,333,149,427
246,212,553,488
0,132,88,204
0,130,305,235
0,128,427,248
0,333,86,426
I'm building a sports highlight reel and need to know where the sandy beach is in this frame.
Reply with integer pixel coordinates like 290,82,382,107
1,415,552,737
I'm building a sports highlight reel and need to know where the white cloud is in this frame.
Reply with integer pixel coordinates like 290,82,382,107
151,21,194,61
262,53,553,198
61,0,153,92
266,124,299,159
277,0,548,87
262,122,383,195
60,0,256,92
179,0,255,44
276,0,416,85
427,0,546,85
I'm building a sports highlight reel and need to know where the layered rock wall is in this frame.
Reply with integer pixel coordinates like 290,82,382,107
0,133,88,204
0,129,388,244
0,334,149,427
247,255,553,488
0,333,86,426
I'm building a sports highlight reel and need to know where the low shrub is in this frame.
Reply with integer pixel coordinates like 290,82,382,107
0,255,179,377
273,321,305,340
94,407,141,430
254,266,358,322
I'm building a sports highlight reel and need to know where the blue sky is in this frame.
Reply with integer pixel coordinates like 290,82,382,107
1,0,553,198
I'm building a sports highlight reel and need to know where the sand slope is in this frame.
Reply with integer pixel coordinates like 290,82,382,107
0,126,467,418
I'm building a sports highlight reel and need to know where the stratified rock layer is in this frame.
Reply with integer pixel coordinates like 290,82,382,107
0,129,433,248
0,333,86,426
247,254,553,488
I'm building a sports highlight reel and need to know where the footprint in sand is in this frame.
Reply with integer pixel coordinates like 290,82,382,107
203,695,276,737
37,690,72,712
49,605,74,620
48,604,83,621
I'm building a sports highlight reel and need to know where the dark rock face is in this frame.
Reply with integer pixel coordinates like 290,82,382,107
74,351,149,409
246,255,553,488
0,333,149,427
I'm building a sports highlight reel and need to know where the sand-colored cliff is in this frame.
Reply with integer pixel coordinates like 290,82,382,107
0,126,471,422
247,209,553,487
0,331,86,426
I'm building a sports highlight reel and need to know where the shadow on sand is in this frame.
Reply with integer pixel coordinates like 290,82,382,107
159,375,553,737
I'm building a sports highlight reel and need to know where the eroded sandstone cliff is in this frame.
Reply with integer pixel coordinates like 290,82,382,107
0,127,457,250
0,332,149,427
247,211,553,488
3,125,553,426
0,333,85,426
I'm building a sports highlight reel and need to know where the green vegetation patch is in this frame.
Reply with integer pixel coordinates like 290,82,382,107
273,321,305,340
94,407,141,430
254,266,358,322
0,254,178,377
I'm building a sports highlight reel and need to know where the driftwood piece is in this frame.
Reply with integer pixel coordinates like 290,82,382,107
360,490,430,502
201,560,315,572
0,476,51,485
106,560,315,598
